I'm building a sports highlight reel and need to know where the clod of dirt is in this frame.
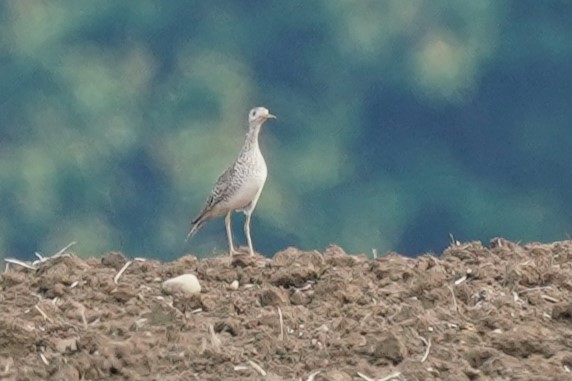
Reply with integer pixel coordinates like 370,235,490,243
100,252,128,270
290,290,312,305
552,302,572,321
317,369,353,381
259,286,289,306
52,337,79,354
271,266,318,288
162,273,201,295
50,364,80,381
214,318,242,336
1,271,28,288
272,247,325,270
323,245,357,267
0,318,36,358
361,331,407,366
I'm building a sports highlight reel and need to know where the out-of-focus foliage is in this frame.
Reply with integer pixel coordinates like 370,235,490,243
2,1,572,260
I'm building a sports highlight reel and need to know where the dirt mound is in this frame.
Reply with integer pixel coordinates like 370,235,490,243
2,239,572,380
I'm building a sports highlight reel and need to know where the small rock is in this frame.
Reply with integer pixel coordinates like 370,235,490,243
229,280,239,290
290,291,311,305
162,274,201,296
53,337,79,354
259,287,289,306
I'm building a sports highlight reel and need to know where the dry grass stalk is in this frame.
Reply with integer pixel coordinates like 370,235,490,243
114,261,133,284
248,360,266,376
305,369,321,381
39,353,49,366
379,372,403,381
208,325,221,352
278,306,284,341
541,295,559,303
357,372,375,381
34,305,53,323
33,241,77,265
448,285,458,313
419,336,431,362
4,258,36,271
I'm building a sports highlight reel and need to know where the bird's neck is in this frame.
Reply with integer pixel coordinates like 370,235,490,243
242,123,262,152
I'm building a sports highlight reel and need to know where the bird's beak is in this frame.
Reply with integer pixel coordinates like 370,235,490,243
266,113,276,120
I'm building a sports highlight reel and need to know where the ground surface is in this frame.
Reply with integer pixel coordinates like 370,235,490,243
1,239,572,381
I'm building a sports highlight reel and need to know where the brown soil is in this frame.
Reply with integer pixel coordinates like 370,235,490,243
2,238,572,381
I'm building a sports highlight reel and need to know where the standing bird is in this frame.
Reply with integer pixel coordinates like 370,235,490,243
186,107,276,256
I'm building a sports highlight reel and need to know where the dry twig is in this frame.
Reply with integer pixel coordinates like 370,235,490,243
419,336,432,362
305,370,321,381
33,241,77,265
278,306,284,341
541,295,559,303
4,258,36,271
379,372,403,381
357,372,375,381
34,305,53,323
114,261,133,284
448,285,458,313
248,360,266,376
208,325,221,352
39,353,49,366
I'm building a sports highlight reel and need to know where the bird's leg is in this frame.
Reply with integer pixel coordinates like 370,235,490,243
244,212,255,256
225,211,237,256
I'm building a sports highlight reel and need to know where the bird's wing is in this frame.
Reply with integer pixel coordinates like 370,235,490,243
191,164,235,224
207,164,235,208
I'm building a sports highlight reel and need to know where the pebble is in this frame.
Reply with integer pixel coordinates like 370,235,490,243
162,274,201,295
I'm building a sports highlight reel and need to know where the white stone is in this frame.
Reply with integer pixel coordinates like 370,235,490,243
162,274,201,295
229,280,239,290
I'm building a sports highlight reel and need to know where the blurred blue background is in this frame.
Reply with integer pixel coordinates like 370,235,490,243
1,1,572,260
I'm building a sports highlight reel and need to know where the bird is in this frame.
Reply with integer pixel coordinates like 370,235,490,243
186,106,276,256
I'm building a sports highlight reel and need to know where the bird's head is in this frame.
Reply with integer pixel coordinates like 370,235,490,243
248,107,276,125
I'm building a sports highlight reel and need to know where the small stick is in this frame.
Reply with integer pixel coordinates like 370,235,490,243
39,353,49,366
379,371,402,381
419,336,431,362
34,305,53,323
208,325,221,351
454,275,467,286
80,309,88,329
53,241,77,257
541,295,559,303
357,372,375,381
114,261,133,284
4,258,36,270
448,285,458,313
306,370,321,381
248,360,266,376
277,306,284,341
519,286,552,294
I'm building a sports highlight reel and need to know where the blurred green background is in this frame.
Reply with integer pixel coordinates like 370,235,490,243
2,1,572,260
